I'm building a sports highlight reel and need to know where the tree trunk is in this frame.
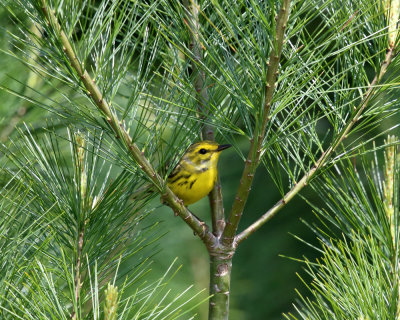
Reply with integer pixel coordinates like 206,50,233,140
208,252,233,320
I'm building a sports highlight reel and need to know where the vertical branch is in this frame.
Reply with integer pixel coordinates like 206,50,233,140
383,135,400,318
72,133,87,320
385,0,400,48
72,225,85,320
384,135,396,246
222,0,291,246
208,255,232,320
183,0,209,120
183,0,225,236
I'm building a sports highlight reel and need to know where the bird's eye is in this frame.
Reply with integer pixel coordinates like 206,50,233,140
199,148,207,154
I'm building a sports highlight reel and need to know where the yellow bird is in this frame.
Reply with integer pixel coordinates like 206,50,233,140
167,141,231,205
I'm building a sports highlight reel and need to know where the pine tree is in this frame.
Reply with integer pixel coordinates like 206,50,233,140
1,0,400,319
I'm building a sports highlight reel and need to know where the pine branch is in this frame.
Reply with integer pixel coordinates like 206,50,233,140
236,46,397,244
183,0,226,237
39,0,215,246
71,224,85,320
71,132,86,320
222,0,291,246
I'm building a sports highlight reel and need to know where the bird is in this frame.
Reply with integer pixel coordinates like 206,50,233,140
166,140,231,205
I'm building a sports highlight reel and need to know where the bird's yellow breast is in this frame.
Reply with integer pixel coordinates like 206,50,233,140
166,140,230,205
167,166,217,205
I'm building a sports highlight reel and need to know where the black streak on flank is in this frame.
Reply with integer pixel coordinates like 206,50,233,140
178,180,188,186
168,166,180,179
169,173,191,184
189,179,197,189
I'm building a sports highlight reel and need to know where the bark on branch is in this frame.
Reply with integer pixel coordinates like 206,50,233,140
222,0,292,247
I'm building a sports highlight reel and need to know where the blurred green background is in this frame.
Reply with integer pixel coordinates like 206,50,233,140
0,5,323,320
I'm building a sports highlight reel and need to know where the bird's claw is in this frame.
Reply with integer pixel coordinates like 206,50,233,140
192,219,208,237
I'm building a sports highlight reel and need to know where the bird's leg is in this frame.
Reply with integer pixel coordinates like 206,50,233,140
188,209,209,236
160,194,208,235
160,193,168,205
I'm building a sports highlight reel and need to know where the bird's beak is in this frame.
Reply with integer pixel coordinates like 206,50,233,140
217,144,232,152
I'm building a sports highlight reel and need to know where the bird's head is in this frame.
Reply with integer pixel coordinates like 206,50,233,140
183,140,231,171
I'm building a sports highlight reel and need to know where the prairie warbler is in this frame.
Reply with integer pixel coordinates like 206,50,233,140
167,141,231,205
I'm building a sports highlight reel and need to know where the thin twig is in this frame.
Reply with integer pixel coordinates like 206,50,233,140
222,0,291,246
71,223,85,320
235,47,396,244
40,0,215,246
183,0,226,237
340,10,358,32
